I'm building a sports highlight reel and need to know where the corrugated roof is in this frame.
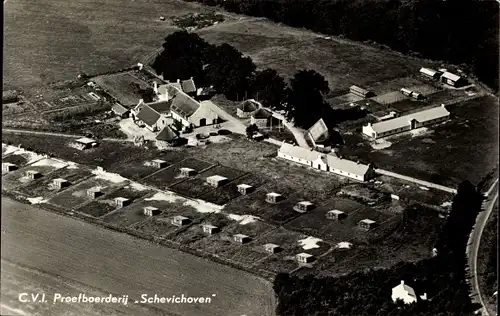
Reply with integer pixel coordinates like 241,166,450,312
238,100,259,112
137,105,161,127
419,67,439,77
367,105,450,134
252,108,273,119
307,118,329,143
441,71,461,82
181,78,196,93
155,125,179,142
111,103,129,115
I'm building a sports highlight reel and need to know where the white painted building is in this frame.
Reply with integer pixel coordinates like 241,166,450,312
391,280,418,304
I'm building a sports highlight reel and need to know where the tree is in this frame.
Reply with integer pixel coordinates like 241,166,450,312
286,69,329,128
245,124,258,139
251,69,287,110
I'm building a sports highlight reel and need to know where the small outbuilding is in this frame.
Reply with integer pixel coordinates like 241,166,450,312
74,137,98,150
266,192,283,204
115,197,131,208
53,178,70,189
233,234,251,244
326,209,346,220
264,243,281,254
358,218,377,230
441,71,465,87
250,108,273,129
206,175,228,188
419,67,442,79
155,125,180,149
296,252,314,264
111,104,130,118
237,184,254,195
350,85,375,98
144,206,160,217
202,224,219,235
25,170,42,180
151,159,168,169
237,100,260,118
400,88,413,97
87,187,103,199
172,215,190,226
391,280,418,304
2,162,18,172
293,201,314,213
180,167,197,177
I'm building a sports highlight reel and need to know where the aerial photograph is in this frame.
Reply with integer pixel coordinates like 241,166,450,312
1,0,498,315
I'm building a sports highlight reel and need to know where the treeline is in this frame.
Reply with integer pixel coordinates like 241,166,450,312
152,31,365,129
273,180,484,316
185,0,499,91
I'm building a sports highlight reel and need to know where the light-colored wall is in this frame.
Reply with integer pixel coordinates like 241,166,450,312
171,111,191,128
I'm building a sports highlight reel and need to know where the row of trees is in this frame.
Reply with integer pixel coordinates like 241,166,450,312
273,180,484,316
152,31,351,129
186,0,499,91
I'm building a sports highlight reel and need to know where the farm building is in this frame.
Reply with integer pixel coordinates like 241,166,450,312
25,170,42,180
400,88,413,97
350,85,375,98
441,72,466,87
412,92,424,100
150,159,168,169
371,110,398,121
202,224,219,235
233,234,251,244
419,67,442,80
155,125,180,149
250,108,274,128
180,167,197,177
266,192,283,204
359,219,377,230
206,175,228,187
115,197,131,208
392,281,417,304
237,184,254,195
111,104,130,118
134,104,168,132
143,206,160,217
326,209,346,220
362,104,450,139
74,137,98,150
278,143,375,181
87,187,103,199
294,201,315,213
237,100,260,118
296,253,314,263
181,78,197,95
264,243,281,254
2,162,17,172
53,178,70,189
171,215,190,226
306,118,330,149
148,100,172,114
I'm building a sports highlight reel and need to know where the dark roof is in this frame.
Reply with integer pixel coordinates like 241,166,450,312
156,125,179,142
252,108,273,119
111,104,129,115
181,78,196,94
170,93,200,118
148,100,172,113
307,118,329,143
137,105,160,127
238,100,259,112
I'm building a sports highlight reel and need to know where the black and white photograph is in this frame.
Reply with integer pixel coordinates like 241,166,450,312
1,0,499,315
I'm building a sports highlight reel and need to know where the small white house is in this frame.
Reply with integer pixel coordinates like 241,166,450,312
53,178,70,189
293,201,314,213
326,209,346,220
172,215,190,226
74,137,98,150
359,219,376,230
25,170,42,180
206,175,228,188
266,192,283,204
144,206,160,217
180,167,196,177
202,224,219,235
296,252,314,263
264,243,281,254
2,162,17,172
151,159,168,169
87,186,103,199
115,197,131,208
237,184,253,195
391,280,418,304
233,234,251,244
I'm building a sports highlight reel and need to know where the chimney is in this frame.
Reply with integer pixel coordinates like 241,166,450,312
177,79,180,83
420,293,427,300
190,77,193,80
153,81,158,94
441,104,445,108
401,280,404,285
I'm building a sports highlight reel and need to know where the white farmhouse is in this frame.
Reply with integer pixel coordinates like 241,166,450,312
391,280,418,304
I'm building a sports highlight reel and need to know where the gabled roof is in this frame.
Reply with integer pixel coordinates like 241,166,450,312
76,137,97,144
392,281,416,298
173,215,189,220
350,85,370,94
238,100,259,112
307,118,329,143
148,100,172,113
367,105,450,134
360,219,376,224
278,142,320,162
181,78,196,93
441,71,461,82
252,108,273,119
170,91,201,118
137,105,161,127
156,126,179,142
111,103,129,115
419,67,440,77
206,175,228,182
324,155,371,177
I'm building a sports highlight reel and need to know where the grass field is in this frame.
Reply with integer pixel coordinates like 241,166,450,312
199,173,268,205
1,158,69,191
342,95,499,188
1,197,276,316
93,72,150,107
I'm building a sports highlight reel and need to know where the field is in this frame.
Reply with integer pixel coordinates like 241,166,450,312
1,197,276,316
48,176,128,210
199,173,268,205
75,182,154,218
1,158,69,191
93,72,150,107
342,95,499,188
15,165,92,198
141,157,216,189
169,165,247,198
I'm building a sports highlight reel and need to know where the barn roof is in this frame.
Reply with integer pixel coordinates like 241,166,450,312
136,105,161,127
366,105,450,134
324,155,371,177
307,118,329,143
278,142,318,161
419,67,439,77
170,89,201,118
148,100,172,113
441,71,462,82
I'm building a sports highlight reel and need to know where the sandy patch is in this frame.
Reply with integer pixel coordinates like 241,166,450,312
126,182,149,191
298,236,323,250
91,168,128,184
226,214,260,225
183,198,223,214
410,127,432,137
27,197,47,204
144,191,185,203
31,158,68,169
371,139,392,150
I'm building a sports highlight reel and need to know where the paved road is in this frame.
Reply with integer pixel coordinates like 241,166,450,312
0,196,276,316
467,179,498,316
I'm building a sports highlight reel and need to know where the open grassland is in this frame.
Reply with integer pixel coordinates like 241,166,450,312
93,72,150,107
1,197,276,316
343,95,499,187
